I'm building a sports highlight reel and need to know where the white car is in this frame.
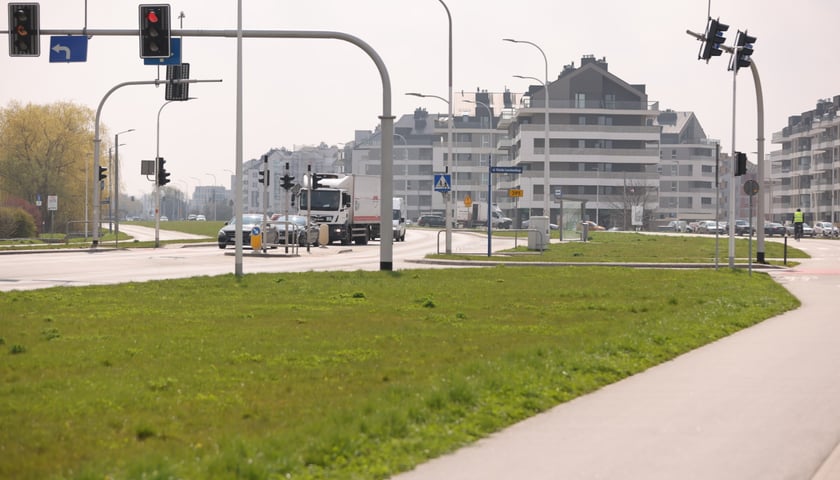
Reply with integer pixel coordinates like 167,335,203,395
814,221,839,237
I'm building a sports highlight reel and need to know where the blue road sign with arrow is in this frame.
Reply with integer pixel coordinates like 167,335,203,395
49,36,88,63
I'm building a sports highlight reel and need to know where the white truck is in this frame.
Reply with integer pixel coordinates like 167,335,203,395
298,173,381,245
456,203,512,229
392,197,407,241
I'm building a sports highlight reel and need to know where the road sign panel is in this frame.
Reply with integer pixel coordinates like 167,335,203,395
508,189,524,198
434,174,451,192
490,166,523,174
144,37,181,65
49,36,88,63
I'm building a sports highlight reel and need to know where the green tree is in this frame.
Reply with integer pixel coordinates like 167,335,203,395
0,101,103,234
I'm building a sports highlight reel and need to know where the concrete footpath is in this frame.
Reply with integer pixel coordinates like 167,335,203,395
392,239,840,480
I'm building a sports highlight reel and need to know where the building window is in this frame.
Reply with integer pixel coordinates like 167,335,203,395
575,93,586,108
604,94,616,109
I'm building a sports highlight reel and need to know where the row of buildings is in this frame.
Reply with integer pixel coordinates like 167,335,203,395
187,54,839,230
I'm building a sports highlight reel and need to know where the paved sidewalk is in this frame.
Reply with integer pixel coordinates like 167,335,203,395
393,239,840,480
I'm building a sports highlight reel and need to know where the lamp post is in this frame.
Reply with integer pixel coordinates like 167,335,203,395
206,173,217,221
406,92,453,253
113,128,135,247
465,98,495,257
505,38,550,219
155,97,196,247
190,176,202,218
436,0,454,254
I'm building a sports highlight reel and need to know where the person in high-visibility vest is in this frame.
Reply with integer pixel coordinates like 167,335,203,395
793,208,804,239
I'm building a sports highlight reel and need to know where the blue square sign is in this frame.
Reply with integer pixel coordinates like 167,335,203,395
49,36,88,63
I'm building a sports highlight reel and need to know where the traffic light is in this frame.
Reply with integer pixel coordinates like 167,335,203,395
311,173,323,190
700,17,728,61
139,4,171,59
730,30,757,72
280,174,295,191
156,157,170,186
734,152,748,176
8,3,40,57
258,169,268,185
98,166,108,181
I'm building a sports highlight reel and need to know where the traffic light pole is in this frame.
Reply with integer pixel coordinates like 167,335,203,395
728,62,738,268
11,25,394,272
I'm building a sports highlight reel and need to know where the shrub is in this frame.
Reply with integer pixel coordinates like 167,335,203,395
0,206,36,238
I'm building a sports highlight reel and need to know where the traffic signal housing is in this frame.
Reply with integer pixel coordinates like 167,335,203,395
8,3,40,57
730,30,757,72
156,157,170,186
280,174,295,191
311,173,323,190
139,4,171,59
700,17,728,61
735,152,748,176
258,169,268,185
98,166,108,181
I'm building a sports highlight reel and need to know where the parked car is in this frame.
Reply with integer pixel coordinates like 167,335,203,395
269,214,320,246
417,214,446,227
195,214,206,221
735,219,755,236
764,222,786,236
579,220,606,231
658,220,687,232
697,220,724,234
813,221,839,237
218,214,276,249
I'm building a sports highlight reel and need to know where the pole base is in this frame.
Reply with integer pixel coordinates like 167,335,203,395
757,252,766,264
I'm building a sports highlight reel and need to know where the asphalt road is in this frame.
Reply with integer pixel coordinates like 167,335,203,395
0,227,522,291
391,238,840,480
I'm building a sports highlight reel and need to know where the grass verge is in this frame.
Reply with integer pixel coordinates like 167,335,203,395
435,231,809,264
1,266,798,479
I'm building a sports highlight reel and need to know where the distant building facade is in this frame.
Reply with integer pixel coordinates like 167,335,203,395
770,96,840,224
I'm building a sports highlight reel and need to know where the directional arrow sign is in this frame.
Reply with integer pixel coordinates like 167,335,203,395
490,166,523,174
49,36,88,63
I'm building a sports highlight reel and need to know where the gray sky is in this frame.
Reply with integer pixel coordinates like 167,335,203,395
2,0,837,197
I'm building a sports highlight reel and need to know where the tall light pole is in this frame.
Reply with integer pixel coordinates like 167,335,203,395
431,0,454,254
113,128,135,248
505,38,550,219
406,92,453,253
205,173,217,220
155,97,195,247
465,98,495,257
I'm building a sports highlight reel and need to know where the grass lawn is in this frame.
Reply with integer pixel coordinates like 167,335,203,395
440,231,808,264
1,263,800,479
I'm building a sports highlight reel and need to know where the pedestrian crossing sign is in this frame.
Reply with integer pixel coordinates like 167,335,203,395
434,174,451,192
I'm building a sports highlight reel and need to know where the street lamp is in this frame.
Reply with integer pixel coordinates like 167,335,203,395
406,91,453,253
113,128,135,247
505,38,551,219
155,97,196,247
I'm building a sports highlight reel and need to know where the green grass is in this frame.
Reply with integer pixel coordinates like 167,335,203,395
1,266,799,479
437,231,809,264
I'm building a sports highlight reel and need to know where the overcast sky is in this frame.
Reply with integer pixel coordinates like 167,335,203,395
2,0,837,197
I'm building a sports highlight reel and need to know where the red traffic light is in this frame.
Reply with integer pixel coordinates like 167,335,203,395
146,11,159,23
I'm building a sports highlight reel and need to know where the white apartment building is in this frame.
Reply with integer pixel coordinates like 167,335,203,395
770,97,840,224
